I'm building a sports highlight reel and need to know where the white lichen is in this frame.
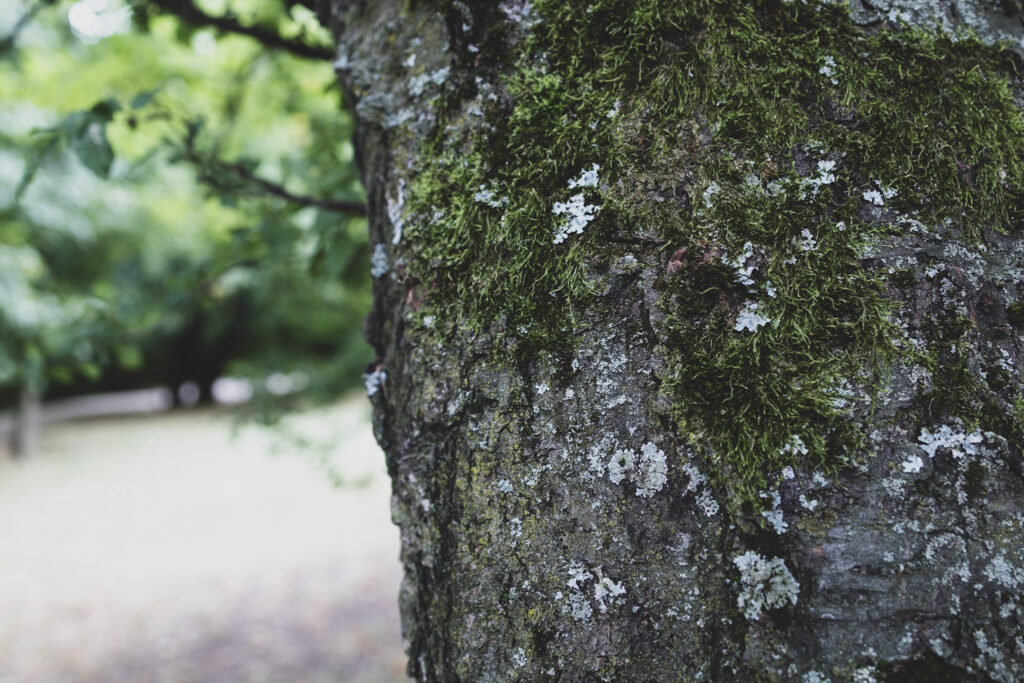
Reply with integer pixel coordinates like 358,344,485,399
799,228,817,252
683,461,704,490
563,561,598,622
831,379,855,408
780,434,808,457
363,368,386,397
567,163,600,189
852,667,878,683
862,188,885,206
387,178,407,245
500,0,540,27
802,671,831,683
799,494,819,511
607,442,667,497
815,159,837,184
682,461,719,516
370,243,389,278
552,165,602,244
586,435,615,478
984,553,1024,589
607,448,634,484
863,179,897,207
567,593,592,621
901,454,924,473
552,193,599,244
408,66,451,97
635,442,668,497
696,489,719,517
819,55,839,85
734,301,771,332
762,509,788,535
593,576,626,613
474,185,508,208
733,551,800,621
760,489,788,534
918,424,983,460
721,241,757,289
702,180,721,208
566,560,593,590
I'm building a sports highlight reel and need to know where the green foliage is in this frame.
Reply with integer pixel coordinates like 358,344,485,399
0,0,369,411
407,0,1024,504
64,99,120,177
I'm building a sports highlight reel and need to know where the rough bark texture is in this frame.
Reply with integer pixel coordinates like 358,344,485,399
323,1,1024,680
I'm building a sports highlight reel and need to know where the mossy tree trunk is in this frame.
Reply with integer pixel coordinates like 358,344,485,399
323,1,1024,680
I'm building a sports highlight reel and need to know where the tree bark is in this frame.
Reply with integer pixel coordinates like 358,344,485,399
9,386,41,458
323,1,1024,680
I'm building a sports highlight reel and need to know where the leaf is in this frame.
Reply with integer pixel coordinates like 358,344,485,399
88,98,121,119
79,361,101,381
70,121,115,177
131,86,162,109
115,344,142,369
49,365,73,384
63,99,121,178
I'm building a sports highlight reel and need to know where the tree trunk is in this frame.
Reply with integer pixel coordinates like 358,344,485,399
324,1,1024,680
9,386,41,458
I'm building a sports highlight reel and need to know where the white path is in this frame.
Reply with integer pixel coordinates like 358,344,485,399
0,397,405,683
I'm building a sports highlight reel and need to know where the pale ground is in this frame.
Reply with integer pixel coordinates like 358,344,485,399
0,396,407,683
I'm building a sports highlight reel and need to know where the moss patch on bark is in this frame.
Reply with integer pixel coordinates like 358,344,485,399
401,0,1024,503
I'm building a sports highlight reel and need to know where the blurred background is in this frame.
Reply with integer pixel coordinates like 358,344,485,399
0,0,405,680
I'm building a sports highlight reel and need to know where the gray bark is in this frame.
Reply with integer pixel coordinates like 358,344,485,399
323,1,1024,680
9,386,40,458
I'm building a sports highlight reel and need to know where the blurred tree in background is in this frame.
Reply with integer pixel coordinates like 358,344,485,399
0,0,369,453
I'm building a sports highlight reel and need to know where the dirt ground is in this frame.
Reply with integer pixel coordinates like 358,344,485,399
0,397,407,683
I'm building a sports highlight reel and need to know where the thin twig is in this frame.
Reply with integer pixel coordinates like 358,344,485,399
226,162,366,214
147,0,333,61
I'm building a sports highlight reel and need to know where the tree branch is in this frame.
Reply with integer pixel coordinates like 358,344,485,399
176,122,365,214
227,162,366,214
146,0,334,60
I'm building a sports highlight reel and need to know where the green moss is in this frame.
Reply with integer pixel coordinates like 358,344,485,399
1008,301,1024,328
917,312,1024,452
403,1,1024,506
